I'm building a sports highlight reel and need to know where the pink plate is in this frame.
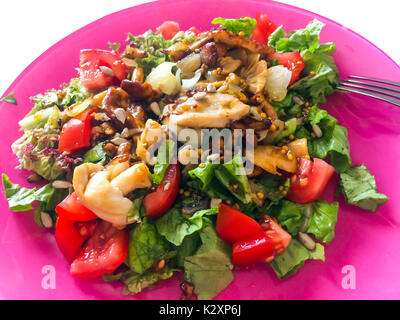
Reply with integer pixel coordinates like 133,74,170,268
0,0,399,300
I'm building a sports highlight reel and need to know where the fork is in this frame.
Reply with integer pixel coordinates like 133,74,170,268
337,75,400,107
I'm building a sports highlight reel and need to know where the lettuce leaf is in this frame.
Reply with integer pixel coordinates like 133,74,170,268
2,174,68,226
127,220,175,274
268,20,339,104
127,30,172,76
155,204,218,246
269,238,325,279
338,165,388,212
184,226,234,300
212,17,257,38
189,154,252,204
83,142,108,164
0,92,17,105
269,19,325,53
103,267,176,295
269,198,339,244
152,140,175,185
296,105,351,173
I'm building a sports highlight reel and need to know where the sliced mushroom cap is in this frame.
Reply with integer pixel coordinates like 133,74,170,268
249,145,297,175
239,53,268,94
136,119,167,164
73,162,152,227
163,92,250,128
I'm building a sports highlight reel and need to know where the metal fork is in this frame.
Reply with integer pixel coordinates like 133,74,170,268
337,75,400,107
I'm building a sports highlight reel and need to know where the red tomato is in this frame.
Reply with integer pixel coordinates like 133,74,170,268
187,26,200,36
216,204,265,243
55,217,97,263
232,215,292,268
55,192,98,222
252,13,278,45
143,164,181,219
232,233,275,268
287,157,335,203
70,220,129,278
58,108,96,153
155,21,180,40
269,51,305,86
79,49,127,91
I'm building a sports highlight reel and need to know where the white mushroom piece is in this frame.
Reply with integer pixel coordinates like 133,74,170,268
73,161,152,227
239,53,268,94
162,92,250,128
136,119,167,164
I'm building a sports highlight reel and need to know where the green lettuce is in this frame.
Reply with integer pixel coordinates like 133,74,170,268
270,198,339,244
83,142,108,164
189,154,252,204
296,105,351,173
268,20,339,104
127,30,172,76
2,174,68,226
127,220,175,274
184,226,234,300
0,92,17,105
212,17,257,38
155,204,218,246
103,267,176,295
269,238,325,279
338,165,388,212
152,140,175,185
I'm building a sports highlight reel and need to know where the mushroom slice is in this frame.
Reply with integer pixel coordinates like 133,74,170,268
163,92,250,128
73,162,152,227
239,53,268,94
218,56,242,75
248,145,297,175
136,119,167,163
208,29,274,55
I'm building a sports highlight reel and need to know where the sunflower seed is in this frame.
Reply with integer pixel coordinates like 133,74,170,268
41,212,53,228
150,102,161,116
312,124,323,138
110,137,129,145
99,66,115,77
114,108,126,124
52,180,73,189
298,232,316,250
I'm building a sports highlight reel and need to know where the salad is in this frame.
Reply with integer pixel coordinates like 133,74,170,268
1,14,389,300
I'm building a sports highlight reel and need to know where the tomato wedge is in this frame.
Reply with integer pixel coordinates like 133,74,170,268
55,217,97,263
155,21,180,40
79,49,127,91
232,215,292,268
252,13,278,45
70,221,129,278
55,192,98,222
287,157,335,203
58,108,96,153
269,51,305,86
143,164,181,219
232,233,276,268
216,204,265,244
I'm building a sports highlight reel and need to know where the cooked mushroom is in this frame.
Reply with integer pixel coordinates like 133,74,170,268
163,92,250,128
136,119,167,163
218,56,242,75
208,29,274,55
72,161,152,226
248,145,297,175
239,53,268,94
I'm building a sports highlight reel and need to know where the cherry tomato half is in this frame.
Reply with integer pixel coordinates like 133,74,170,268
287,157,335,203
143,164,181,219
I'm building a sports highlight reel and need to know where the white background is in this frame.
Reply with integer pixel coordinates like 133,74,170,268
1,0,399,95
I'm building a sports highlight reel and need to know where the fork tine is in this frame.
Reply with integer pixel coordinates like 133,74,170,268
348,75,400,87
343,79,400,94
340,82,400,99
337,86,400,107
